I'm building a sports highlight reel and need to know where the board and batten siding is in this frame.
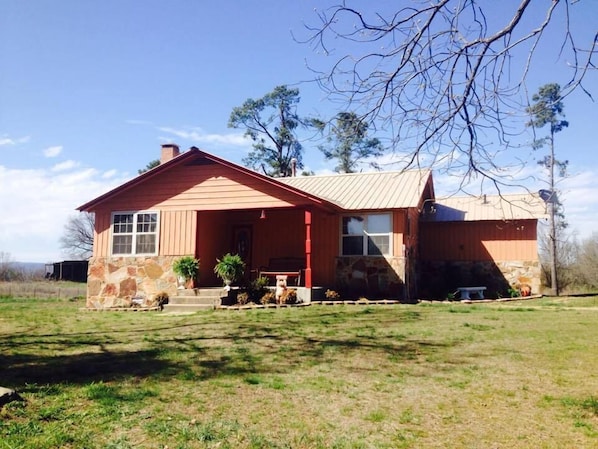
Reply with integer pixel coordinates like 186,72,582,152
311,211,339,286
160,210,197,256
92,208,111,258
419,220,538,262
392,209,407,256
93,209,197,258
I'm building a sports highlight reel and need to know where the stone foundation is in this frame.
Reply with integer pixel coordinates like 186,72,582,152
86,256,179,309
418,260,541,300
335,256,406,300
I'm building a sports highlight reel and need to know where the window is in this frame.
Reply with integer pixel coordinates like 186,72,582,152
341,214,391,256
111,212,159,255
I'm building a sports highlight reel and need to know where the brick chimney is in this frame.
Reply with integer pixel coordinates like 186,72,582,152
160,144,180,164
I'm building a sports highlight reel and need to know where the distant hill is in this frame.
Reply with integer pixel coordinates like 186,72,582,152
15,262,47,273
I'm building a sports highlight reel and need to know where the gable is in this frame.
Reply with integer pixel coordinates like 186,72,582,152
79,149,339,213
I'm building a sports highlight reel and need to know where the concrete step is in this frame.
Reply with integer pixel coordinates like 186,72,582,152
176,287,225,298
169,295,221,305
162,287,227,313
162,303,215,313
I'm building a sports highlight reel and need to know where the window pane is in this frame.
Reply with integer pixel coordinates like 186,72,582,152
136,234,156,254
368,214,391,233
113,214,133,233
137,213,157,233
342,216,364,235
342,236,363,255
367,235,389,256
112,235,132,254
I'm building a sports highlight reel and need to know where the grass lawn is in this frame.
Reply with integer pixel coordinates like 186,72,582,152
1,296,597,448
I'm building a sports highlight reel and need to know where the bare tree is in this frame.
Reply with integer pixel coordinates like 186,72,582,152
572,233,598,290
59,212,95,260
302,1,596,185
0,251,20,281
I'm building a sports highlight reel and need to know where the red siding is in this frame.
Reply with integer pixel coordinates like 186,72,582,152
420,220,538,261
93,207,111,257
312,211,339,285
101,162,310,212
90,161,324,258
160,210,197,256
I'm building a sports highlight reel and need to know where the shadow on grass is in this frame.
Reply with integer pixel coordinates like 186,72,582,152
0,349,173,388
1,308,460,390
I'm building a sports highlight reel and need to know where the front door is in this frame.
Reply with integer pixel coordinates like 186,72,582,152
232,225,252,280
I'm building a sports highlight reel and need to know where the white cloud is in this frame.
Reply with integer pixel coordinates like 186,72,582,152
0,135,30,146
51,160,79,172
158,126,250,147
0,163,130,262
43,145,63,158
102,169,118,179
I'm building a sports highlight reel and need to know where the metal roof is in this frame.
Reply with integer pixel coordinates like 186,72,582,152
279,170,432,210
423,193,548,222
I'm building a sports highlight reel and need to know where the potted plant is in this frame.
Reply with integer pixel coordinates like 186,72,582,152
172,256,200,289
214,253,245,289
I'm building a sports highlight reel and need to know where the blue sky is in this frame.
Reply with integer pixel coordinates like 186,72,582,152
1,1,596,263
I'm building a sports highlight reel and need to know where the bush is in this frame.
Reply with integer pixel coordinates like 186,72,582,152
282,289,299,304
325,289,340,300
153,291,169,309
249,276,269,302
236,292,250,305
260,291,276,305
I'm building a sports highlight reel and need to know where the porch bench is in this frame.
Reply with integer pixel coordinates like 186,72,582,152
259,257,305,286
457,286,487,300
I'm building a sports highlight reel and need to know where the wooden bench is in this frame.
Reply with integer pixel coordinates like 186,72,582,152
457,286,487,300
259,257,305,286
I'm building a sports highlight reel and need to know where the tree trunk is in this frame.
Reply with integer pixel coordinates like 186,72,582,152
549,132,559,296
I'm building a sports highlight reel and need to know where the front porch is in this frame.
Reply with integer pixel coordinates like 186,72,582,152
85,206,412,309
85,207,333,309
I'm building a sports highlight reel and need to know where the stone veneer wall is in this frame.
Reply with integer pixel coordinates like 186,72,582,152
87,256,179,308
418,259,541,300
335,256,406,300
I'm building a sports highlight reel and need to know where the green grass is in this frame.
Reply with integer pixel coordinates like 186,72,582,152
1,296,597,448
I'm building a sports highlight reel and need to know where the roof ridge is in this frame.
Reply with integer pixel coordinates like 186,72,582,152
280,168,430,181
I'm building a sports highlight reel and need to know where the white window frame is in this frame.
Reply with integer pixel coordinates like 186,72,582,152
340,213,393,257
111,211,160,256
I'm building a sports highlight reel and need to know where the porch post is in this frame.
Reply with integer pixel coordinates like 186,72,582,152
304,209,312,288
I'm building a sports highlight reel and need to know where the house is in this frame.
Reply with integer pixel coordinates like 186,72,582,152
78,144,546,308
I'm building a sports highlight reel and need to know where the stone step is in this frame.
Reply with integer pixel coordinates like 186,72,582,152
162,303,215,313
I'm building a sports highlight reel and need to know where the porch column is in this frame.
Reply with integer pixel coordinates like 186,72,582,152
304,209,312,288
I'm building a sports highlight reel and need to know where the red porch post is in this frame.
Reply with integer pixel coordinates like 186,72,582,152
304,209,312,288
